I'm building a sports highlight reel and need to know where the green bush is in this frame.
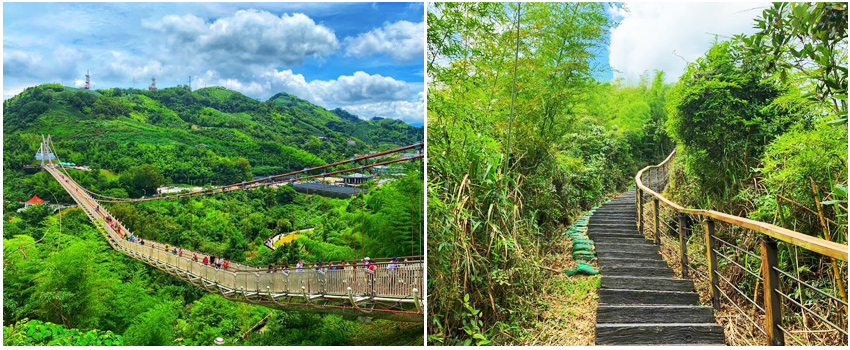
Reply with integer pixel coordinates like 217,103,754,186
3,319,124,346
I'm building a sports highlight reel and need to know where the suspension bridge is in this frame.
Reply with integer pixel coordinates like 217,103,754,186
590,150,848,345
37,135,425,323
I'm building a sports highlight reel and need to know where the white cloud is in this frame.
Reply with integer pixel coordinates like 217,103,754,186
3,84,34,100
609,2,769,82
345,20,424,63
3,50,41,75
260,70,411,105
341,91,424,125
191,69,421,123
143,9,339,70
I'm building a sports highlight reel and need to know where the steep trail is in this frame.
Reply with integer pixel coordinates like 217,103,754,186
590,191,725,345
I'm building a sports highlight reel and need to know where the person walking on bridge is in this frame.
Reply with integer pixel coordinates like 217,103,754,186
203,256,209,265
365,257,376,296
222,259,229,270
388,257,399,292
296,260,304,273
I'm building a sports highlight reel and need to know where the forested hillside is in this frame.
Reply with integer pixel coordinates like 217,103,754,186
3,84,421,185
3,84,424,345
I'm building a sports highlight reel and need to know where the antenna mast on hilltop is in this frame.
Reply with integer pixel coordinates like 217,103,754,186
84,70,92,90
149,77,157,91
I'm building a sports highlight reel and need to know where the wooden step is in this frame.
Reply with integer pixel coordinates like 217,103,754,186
588,220,634,225
595,243,658,254
592,237,653,245
597,250,661,260
600,266,672,278
601,276,694,292
593,210,634,215
599,288,699,305
588,228,640,235
597,305,716,324
589,225,636,229
597,257,668,269
588,232,646,240
595,323,725,345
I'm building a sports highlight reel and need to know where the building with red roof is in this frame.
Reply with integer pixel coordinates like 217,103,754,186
23,195,49,208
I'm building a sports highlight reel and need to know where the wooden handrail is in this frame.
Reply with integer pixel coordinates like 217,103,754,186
635,150,848,262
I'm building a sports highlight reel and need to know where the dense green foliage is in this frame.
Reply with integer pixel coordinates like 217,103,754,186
663,4,847,343
666,4,847,236
742,2,848,121
667,40,800,204
427,2,672,344
3,319,124,346
3,84,423,345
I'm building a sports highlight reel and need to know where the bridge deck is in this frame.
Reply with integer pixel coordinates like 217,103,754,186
591,191,725,345
45,164,424,322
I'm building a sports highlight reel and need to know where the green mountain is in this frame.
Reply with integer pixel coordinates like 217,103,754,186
2,84,422,184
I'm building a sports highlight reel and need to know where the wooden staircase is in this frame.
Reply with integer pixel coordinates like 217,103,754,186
591,191,726,345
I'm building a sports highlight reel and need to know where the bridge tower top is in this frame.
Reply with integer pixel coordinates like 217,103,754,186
36,134,55,165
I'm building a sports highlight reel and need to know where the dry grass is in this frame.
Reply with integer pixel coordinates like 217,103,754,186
509,230,601,346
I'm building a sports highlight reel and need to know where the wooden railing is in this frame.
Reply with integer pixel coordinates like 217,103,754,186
635,149,848,346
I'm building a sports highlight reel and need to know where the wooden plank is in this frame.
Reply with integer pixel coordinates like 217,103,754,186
597,305,715,324
600,276,694,292
599,288,699,305
761,237,784,346
705,219,720,310
597,258,669,269
635,150,847,262
595,323,725,345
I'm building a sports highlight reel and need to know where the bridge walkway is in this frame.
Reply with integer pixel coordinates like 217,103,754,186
44,164,424,322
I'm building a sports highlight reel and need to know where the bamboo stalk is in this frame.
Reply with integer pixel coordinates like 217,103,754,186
810,179,848,315
776,194,839,226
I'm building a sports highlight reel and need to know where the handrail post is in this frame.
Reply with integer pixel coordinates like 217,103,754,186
705,219,720,310
678,213,689,279
638,189,644,235
653,198,660,245
761,236,784,345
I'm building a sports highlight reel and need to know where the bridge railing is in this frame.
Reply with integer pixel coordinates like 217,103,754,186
635,150,848,346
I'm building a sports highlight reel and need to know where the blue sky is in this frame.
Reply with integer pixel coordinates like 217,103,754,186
3,2,425,125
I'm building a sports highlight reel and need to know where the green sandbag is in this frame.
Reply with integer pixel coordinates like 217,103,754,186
572,243,593,251
572,250,594,257
564,262,600,276
576,262,599,275
572,238,593,245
